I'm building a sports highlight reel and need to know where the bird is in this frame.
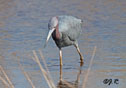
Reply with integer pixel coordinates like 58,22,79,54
45,15,84,75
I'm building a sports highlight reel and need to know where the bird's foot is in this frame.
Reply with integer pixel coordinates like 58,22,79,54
80,61,84,66
80,56,84,66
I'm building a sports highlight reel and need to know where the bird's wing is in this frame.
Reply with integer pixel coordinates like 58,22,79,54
59,16,82,41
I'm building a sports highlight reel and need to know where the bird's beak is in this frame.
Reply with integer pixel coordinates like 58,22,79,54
44,28,55,48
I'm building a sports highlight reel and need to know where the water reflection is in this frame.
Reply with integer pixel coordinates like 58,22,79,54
57,63,83,88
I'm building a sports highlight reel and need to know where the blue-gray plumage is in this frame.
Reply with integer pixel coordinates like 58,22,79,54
52,16,82,48
45,15,84,79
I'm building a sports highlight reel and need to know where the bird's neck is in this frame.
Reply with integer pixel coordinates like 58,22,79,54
55,23,60,39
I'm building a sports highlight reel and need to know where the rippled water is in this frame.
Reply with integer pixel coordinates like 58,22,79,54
0,0,126,88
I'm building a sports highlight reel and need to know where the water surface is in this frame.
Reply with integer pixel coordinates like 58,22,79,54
0,0,126,88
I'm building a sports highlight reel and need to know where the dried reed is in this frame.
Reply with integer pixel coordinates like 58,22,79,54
82,46,97,88
12,52,36,88
18,62,35,88
0,76,10,87
39,50,54,82
0,46,97,88
23,71,35,88
0,65,14,88
32,50,56,88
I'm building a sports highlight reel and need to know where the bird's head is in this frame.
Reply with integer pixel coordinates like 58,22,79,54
44,16,58,47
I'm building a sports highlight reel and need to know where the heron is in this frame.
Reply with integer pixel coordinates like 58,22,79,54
45,15,84,76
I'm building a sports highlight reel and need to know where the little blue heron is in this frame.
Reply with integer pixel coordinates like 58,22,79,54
45,15,84,70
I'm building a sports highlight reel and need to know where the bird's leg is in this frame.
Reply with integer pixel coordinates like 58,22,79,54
74,43,84,65
59,49,63,81
75,62,83,86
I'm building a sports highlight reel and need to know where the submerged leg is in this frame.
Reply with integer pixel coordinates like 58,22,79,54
74,42,84,64
59,49,63,81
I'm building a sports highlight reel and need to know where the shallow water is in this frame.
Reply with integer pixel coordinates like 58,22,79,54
0,0,126,88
